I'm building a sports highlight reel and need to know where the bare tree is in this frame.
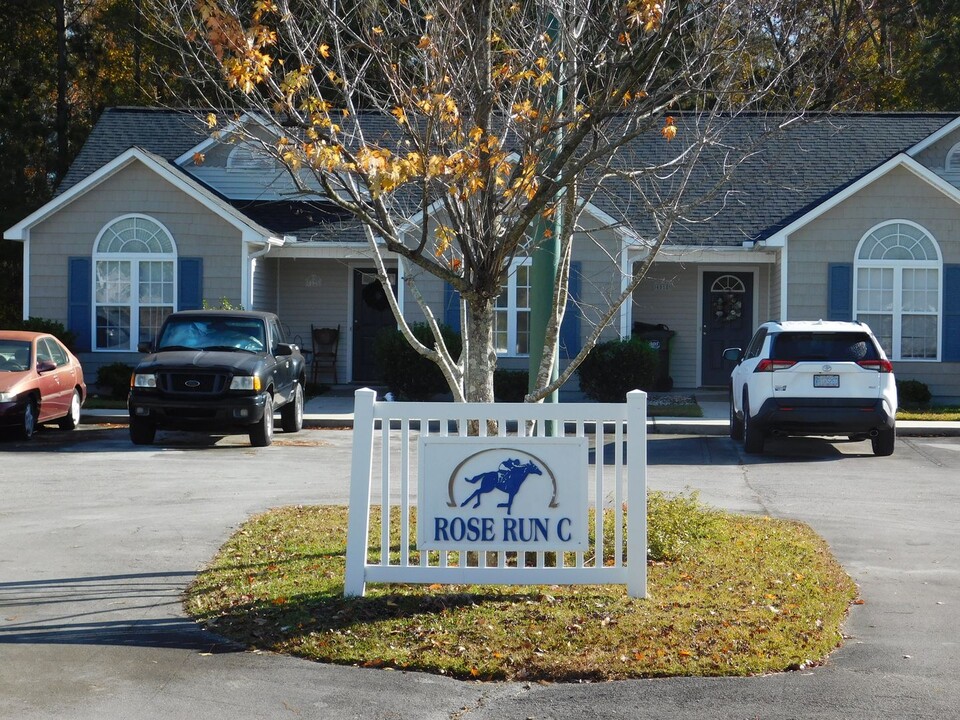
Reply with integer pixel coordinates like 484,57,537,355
145,0,843,403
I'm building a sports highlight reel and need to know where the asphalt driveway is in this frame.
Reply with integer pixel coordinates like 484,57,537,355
1,427,958,719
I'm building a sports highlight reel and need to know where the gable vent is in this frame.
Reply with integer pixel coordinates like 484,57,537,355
227,144,274,171
946,143,960,173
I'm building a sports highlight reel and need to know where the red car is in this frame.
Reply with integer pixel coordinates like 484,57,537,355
0,330,87,439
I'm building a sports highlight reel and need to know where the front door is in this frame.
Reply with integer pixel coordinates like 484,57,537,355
352,267,397,382
701,271,754,386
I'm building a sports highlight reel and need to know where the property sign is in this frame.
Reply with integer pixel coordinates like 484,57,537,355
417,436,589,551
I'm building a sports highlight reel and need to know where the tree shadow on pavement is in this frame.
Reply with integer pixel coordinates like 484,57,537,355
0,572,239,652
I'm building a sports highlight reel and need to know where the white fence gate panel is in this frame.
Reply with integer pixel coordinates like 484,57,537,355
344,389,647,598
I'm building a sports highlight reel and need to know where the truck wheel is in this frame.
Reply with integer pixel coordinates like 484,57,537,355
130,416,156,445
280,383,303,433
250,395,274,447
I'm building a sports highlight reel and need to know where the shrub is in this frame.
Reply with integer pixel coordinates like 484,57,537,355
494,369,529,402
576,337,659,402
374,323,462,400
96,362,134,399
646,490,720,562
897,379,932,408
15,317,77,351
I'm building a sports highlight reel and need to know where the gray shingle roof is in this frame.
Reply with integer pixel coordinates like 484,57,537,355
57,107,209,195
61,107,959,246
593,113,957,246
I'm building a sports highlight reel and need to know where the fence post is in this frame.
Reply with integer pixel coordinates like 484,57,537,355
344,388,378,597
626,390,648,598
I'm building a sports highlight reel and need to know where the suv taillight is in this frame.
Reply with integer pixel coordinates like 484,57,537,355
755,359,797,372
857,359,893,373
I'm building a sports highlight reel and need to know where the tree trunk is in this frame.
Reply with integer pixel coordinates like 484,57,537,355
464,296,496,404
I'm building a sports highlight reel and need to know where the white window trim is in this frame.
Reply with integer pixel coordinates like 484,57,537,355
92,214,179,352
853,219,942,362
495,258,532,357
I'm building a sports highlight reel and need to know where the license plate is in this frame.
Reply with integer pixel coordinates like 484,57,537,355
814,374,839,388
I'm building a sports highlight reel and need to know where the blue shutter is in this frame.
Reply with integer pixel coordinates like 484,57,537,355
443,283,461,332
67,257,92,352
943,265,960,361
828,263,853,321
559,261,582,359
178,257,203,310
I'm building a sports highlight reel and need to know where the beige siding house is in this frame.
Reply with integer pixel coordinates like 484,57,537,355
6,108,960,401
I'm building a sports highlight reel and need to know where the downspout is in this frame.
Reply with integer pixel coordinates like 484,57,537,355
244,235,290,311
246,241,274,311
620,238,633,338
752,236,788,322
779,239,788,321
21,232,30,320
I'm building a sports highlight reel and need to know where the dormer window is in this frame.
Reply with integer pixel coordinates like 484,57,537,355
227,143,274,171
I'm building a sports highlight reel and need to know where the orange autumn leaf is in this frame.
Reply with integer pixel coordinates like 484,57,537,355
661,116,677,141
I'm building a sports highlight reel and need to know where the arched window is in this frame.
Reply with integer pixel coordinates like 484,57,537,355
854,221,941,360
94,215,177,350
710,274,746,323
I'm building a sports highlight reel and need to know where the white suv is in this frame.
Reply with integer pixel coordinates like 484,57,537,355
723,320,898,456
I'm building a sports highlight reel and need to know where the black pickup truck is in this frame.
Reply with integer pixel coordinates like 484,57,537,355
128,310,305,447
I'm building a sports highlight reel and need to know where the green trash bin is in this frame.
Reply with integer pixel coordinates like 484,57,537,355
633,322,675,391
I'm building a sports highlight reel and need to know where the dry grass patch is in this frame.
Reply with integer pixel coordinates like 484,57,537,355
897,407,960,421
185,497,856,681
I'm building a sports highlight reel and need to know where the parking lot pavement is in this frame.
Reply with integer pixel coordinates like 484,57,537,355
83,391,960,436
1,427,959,719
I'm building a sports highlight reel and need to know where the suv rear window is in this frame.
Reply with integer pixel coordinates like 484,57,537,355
771,332,879,362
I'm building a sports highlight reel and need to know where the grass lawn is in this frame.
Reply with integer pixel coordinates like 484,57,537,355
898,406,960,421
185,494,857,681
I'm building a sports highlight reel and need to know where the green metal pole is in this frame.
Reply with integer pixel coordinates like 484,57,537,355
528,213,561,404
528,10,563,409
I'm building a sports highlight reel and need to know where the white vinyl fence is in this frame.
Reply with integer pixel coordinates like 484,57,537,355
344,389,647,597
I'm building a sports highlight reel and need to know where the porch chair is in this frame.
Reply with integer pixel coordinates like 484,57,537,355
310,324,340,385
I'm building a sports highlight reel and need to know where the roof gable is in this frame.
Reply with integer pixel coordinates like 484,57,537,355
762,152,960,245
5,146,284,245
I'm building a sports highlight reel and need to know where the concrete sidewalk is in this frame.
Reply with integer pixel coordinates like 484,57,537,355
82,389,960,436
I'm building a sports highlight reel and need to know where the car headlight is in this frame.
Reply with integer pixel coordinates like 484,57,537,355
230,375,261,391
132,373,157,388
0,391,15,402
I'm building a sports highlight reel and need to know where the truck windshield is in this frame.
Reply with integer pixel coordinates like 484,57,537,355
157,317,266,353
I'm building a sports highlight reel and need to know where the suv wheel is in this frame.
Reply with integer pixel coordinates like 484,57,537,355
871,424,895,456
250,395,274,447
742,394,764,454
729,389,744,441
280,382,303,433
130,416,156,445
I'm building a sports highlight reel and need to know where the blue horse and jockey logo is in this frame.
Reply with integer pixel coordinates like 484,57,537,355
459,457,544,516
